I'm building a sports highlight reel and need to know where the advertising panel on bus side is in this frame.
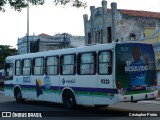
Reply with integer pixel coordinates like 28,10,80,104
115,43,157,95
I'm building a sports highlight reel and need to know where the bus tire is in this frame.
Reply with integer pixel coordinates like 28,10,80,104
62,90,76,109
15,88,25,103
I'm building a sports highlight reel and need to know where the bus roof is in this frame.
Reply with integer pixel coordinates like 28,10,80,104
6,41,152,61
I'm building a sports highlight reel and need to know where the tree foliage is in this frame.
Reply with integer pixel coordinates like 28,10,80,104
0,45,17,69
0,0,87,12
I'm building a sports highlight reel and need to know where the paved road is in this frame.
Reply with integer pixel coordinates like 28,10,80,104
0,91,160,120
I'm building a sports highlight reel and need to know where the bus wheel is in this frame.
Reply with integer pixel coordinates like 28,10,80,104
15,88,25,103
63,90,76,109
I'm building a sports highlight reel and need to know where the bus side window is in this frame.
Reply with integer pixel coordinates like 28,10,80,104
15,60,21,76
33,57,44,75
79,52,96,75
98,51,112,75
4,63,13,80
60,54,76,75
22,59,31,76
46,56,59,75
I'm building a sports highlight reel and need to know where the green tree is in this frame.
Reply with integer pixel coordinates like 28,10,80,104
0,0,87,12
0,45,17,69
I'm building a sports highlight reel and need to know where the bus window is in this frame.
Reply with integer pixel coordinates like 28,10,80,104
15,60,21,76
46,56,59,75
98,51,112,74
79,52,96,75
4,63,13,80
33,57,44,75
22,59,31,76
61,54,76,75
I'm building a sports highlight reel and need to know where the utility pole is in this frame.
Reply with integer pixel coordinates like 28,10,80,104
27,2,29,53
111,2,117,42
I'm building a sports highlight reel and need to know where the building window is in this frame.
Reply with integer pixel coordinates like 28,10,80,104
95,30,101,43
130,34,136,40
101,29,103,43
107,27,112,43
88,32,91,44
98,30,101,43
95,31,98,43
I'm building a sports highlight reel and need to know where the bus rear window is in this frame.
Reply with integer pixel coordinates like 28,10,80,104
116,43,157,89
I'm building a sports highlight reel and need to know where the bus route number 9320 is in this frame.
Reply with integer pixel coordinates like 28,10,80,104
101,79,110,84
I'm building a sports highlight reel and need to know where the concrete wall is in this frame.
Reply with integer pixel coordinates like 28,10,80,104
117,16,160,41
70,36,85,47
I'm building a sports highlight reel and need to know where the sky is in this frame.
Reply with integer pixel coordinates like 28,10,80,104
0,0,160,48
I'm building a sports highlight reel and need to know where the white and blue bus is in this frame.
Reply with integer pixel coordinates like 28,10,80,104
4,42,158,109
0,69,4,87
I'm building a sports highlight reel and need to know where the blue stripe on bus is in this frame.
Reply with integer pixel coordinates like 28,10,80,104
4,84,118,94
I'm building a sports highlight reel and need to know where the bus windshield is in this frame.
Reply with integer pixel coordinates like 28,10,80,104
115,43,157,94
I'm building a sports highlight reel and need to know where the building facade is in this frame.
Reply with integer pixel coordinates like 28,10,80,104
83,0,160,87
83,0,160,45
17,33,84,54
